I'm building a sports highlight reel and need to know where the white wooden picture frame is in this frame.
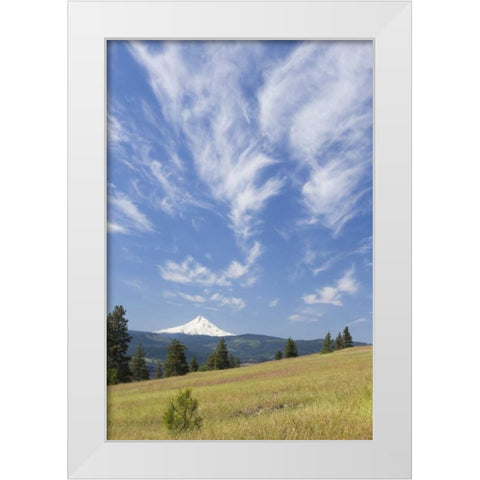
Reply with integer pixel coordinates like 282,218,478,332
68,1,411,478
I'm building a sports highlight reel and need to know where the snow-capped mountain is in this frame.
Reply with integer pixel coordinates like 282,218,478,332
154,316,235,337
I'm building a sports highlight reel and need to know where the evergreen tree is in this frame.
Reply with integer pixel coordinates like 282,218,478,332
107,305,132,384
198,363,208,372
214,338,230,370
189,356,199,373
343,326,353,348
130,343,150,381
321,332,333,354
228,354,236,369
334,332,345,350
154,360,164,379
274,350,283,360
284,337,298,358
164,339,189,377
205,352,216,370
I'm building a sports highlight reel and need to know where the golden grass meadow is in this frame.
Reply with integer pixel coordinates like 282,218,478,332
107,346,372,440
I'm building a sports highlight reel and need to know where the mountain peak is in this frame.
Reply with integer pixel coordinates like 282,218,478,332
154,316,235,337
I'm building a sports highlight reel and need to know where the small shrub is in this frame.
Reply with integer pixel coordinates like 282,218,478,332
163,388,202,432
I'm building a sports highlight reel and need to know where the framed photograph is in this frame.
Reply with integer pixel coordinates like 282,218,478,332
68,0,411,478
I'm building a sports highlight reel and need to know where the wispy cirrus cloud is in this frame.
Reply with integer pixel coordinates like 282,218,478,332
107,222,129,234
347,317,369,327
159,242,263,288
303,266,358,306
288,313,319,323
210,293,246,311
164,290,245,311
107,185,154,233
269,298,279,307
127,41,285,240
159,256,230,287
259,41,372,234
124,279,143,289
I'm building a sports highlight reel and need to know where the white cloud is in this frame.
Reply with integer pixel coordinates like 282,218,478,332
303,266,358,306
107,222,129,234
123,279,142,289
269,298,279,307
177,292,206,303
210,293,246,311
259,41,373,234
347,317,368,326
225,260,248,280
312,257,337,275
288,313,319,323
159,256,230,287
128,41,284,240
336,267,358,294
159,242,262,288
164,290,244,311
225,241,263,280
301,160,369,235
108,186,154,233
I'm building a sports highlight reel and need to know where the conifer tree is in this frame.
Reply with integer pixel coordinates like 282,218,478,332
284,337,298,358
334,332,345,350
228,354,237,369
189,356,199,373
274,350,283,360
321,332,333,354
205,352,216,371
154,360,164,379
164,339,189,377
130,343,150,381
214,338,230,370
107,305,132,384
343,326,353,348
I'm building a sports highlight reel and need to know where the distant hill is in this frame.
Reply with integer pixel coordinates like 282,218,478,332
128,330,369,366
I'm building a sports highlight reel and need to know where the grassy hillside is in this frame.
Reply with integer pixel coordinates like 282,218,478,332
108,346,372,440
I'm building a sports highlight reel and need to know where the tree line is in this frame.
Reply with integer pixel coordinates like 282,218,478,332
107,305,356,385
272,327,354,361
107,306,241,385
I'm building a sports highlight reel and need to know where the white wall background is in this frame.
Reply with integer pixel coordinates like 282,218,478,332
0,0,478,478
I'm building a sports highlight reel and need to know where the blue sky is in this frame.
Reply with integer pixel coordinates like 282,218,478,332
107,40,373,342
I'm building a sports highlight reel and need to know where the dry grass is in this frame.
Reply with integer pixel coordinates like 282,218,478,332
107,346,372,440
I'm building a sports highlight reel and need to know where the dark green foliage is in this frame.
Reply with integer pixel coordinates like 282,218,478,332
228,354,241,368
164,339,189,377
107,368,118,385
274,350,283,360
130,343,150,381
205,352,216,371
154,360,164,379
127,331,368,366
343,326,353,348
334,332,345,350
214,338,230,370
321,332,334,354
284,337,298,358
198,340,240,371
107,305,132,384
189,356,199,373
162,389,202,432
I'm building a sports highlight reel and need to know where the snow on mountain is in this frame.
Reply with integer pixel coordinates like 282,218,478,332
154,316,235,337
